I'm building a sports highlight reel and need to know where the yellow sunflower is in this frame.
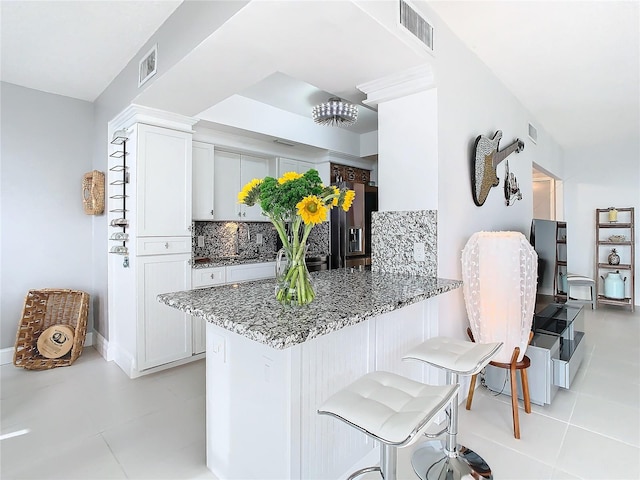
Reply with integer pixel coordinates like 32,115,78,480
331,186,340,206
342,189,356,212
237,178,262,204
296,195,328,225
278,171,303,184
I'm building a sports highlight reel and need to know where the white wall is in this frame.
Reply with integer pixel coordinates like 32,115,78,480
423,7,565,338
1,82,94,349
564,140,640,305
378,89,438,212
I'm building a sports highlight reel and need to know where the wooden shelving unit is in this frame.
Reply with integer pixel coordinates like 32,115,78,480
554,221,568,302
595,207,635,311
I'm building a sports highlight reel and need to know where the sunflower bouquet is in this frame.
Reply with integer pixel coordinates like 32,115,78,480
238,169,355,306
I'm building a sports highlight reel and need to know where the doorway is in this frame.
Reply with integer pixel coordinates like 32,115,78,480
532,164,562,220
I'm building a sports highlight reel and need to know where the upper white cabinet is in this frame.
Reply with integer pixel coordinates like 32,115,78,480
277,157,314,176
136,124,192,237
192,141,215,220
214,151,270,221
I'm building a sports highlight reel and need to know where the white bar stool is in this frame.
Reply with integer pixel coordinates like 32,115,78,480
403,337,503,480
318,371,459,480
566,273,596,309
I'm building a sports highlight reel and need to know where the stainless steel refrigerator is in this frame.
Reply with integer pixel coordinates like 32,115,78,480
330,182,378,269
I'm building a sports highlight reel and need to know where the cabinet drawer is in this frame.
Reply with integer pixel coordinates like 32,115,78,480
192,267,226,289
552,331,585,389
137,237,191,255
226,262,276,283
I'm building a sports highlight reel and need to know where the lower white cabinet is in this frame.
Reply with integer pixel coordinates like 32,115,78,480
137,253,193,371
226,262,276,283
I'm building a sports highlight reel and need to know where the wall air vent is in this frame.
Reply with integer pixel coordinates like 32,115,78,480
528,123,538,144
274,138,295,147
399,0,434,52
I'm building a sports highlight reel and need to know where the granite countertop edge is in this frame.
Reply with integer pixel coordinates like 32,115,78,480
158,269,462,350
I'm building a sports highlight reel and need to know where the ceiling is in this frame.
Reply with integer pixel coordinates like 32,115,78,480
1,1,638,150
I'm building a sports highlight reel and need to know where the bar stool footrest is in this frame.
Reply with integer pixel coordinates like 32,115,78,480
347,466,382,480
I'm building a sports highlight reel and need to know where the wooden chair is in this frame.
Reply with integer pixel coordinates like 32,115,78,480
460,231,538,439
465,328,532,439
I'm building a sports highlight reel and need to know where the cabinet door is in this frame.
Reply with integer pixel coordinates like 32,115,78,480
278,157,299,176
193,317,206,355
297,160,314,174
137,253,192,370
137,124,192,236
226,262,276,283
214,151,241,220
192,142,215,220
240,154,269,221
277,158,314,176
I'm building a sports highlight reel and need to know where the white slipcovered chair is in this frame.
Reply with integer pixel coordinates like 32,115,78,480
461,231,538,439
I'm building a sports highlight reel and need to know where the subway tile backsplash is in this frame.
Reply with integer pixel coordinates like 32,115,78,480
193,221,329,259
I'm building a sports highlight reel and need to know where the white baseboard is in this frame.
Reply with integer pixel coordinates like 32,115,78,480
1,347,14,365
1,331,95,366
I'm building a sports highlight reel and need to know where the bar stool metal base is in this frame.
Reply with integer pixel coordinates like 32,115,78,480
411,440,493,480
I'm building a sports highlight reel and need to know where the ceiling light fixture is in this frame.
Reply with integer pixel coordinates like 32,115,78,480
312,97,358,127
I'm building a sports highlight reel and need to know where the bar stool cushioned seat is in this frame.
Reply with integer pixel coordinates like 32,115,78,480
318,371,458,480
404,336,503,375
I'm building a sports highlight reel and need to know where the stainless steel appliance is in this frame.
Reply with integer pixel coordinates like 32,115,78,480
330,182,378,269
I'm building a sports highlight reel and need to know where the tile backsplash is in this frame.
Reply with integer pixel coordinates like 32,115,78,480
193,221,329,259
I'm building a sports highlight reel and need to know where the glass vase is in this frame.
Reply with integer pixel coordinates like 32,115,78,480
275,244,315,306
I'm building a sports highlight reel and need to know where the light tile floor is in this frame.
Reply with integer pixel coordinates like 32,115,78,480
1,306,638,479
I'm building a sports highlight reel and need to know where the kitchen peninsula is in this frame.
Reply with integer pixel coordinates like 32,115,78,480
158,268,461,479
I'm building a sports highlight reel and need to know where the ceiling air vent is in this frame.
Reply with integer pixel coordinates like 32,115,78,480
528,123,538,144
399,0,434,52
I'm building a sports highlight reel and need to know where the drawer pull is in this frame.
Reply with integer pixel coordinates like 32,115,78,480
210,274,215,279
165,242,169,249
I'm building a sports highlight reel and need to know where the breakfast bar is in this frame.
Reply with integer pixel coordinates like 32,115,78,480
158,268,461,479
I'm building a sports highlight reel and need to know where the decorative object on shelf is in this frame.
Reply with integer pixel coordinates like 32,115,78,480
312,97,358,127
503,159,522,206
238,169,355,306
82,170,105,215
601,271,626,299
471,130,524,206
608,207,618,222
608,248,620,265
608,235,626,242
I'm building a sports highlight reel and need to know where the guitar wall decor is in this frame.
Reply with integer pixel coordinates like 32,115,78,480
471,130,524,206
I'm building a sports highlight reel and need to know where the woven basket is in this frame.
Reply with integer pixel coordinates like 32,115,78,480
82,170,105,215
13,289,89,370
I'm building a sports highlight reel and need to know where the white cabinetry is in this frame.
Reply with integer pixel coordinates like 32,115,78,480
277,157,314,176
226,262,276,283
108,105,200,378
137,253,192,370
214,151,270,221
136,124,192,236
191,263,275,354
192,141,215,220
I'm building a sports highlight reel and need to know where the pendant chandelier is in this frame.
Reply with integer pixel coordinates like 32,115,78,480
311,97,358,127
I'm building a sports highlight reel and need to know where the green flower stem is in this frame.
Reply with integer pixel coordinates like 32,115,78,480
276,228,315,305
